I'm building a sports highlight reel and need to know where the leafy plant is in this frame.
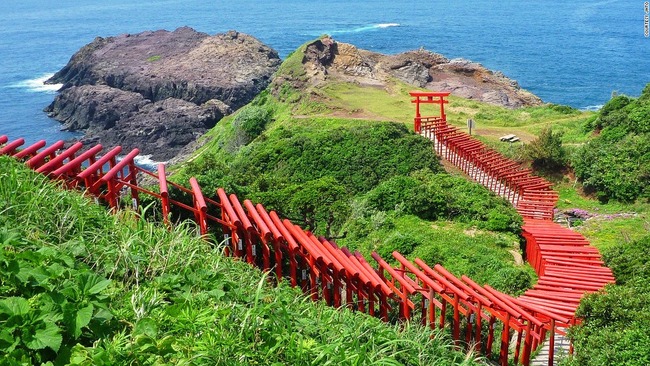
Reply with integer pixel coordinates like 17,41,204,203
572,84,650,203
567,235,650,365
0,236,115,364
523,126,567,173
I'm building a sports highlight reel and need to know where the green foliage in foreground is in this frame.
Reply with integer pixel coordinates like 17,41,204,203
0,156,479,365
567,235,650,366
573,84,650,203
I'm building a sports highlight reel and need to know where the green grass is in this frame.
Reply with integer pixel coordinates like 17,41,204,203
553,182,650,252
0,156,480,365
339,215,535,296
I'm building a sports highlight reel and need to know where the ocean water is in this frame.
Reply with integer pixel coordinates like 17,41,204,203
0,0,648,147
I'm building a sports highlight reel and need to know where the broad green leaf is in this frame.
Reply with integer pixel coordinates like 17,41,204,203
88,278,111,295
0,328,18,351
47,262,66,277
134,317,158,338
25,322,62,352
74,304,94,339
0,296,30,316
82,273,112,295
208,288,226,300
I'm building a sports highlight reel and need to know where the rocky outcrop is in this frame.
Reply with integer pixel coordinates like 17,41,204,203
47,85,229,160
298,37,542,108
45,27,281,160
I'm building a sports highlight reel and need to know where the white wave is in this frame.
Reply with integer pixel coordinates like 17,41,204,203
134,155,166,170
323,23,400,35
580,105,603,111
7,73,62,93
375,23,400,28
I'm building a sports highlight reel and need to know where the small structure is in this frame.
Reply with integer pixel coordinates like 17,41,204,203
409,91,450,133
500,134,520,143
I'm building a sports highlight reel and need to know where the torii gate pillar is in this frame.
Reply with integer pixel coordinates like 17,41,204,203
409,91,450,133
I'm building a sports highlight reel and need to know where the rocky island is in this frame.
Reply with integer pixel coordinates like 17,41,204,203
45,27,281,161
45,30,541,161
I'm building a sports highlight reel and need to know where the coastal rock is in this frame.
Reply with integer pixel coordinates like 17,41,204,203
294,37,542,108
45,27,280,160
45,85,229,161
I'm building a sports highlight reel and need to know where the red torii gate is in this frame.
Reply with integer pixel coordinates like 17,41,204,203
410,91,450,133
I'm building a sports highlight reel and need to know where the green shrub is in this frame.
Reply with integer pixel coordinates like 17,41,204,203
523,126,568,172
376,232,421,259
258,176,350,236
568,235,650,365
231,104,273,148
572,84,650,202
0,231,116,365
359,170,522,234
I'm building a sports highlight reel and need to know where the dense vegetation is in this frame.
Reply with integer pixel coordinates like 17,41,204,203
572,85,650,203
336,171,531,295
522,126,568,175
567,235,650,366
176,83,529,295
0,156,480,365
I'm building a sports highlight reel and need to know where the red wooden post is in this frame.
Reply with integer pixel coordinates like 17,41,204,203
487,315,496,356
453,295,460,345
500,313,511,366
428,289,436,329
465,308,474,345
548,319,556,366
440,300,447,329
522,322,533,366
128,162,139,211
379,292,388,322
105,179,118,210
190,177,208,236
475,302,483,347
420,285,428,327
157,164,170,226
514,329,523,365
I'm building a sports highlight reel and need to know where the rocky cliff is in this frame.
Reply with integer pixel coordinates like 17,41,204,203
45,27,281,161
296,37,542,108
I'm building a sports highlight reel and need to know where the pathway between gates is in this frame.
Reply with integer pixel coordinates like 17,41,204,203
0,91,614,366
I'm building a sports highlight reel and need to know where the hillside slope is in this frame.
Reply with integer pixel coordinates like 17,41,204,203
0,156,478,365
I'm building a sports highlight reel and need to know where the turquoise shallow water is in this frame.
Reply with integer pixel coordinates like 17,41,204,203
0,0,648,145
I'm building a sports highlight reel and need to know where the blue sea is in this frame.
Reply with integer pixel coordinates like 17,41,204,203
1,0,648,147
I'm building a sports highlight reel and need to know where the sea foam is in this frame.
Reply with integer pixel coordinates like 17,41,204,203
580,105,603,111
317,23,400,36
8,73,62,93
134,155,167,171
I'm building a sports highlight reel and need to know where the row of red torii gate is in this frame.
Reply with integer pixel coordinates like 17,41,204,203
0,91,614,366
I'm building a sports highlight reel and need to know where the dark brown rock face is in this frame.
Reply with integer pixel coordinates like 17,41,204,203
45,27,281,160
